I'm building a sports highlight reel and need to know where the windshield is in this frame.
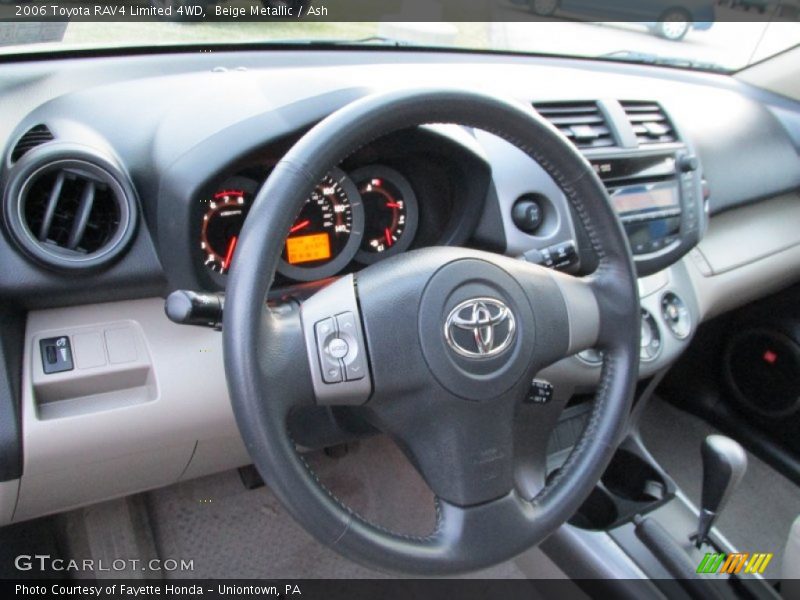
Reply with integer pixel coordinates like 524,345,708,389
2,7,799,72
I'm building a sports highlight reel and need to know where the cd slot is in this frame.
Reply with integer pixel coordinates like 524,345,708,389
591,154,677,184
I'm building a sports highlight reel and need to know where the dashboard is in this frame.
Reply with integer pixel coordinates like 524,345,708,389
1,48,800,526
190,97,707,294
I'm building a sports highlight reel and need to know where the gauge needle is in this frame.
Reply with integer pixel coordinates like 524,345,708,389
289,219,311,234
385,202,401,209
384,228,393,247
223,236,238,270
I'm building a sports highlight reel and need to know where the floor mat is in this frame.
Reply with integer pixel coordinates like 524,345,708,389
639,397,800,569
146,435,531,579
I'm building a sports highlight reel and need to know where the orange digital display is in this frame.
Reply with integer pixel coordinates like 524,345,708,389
285,233,331,264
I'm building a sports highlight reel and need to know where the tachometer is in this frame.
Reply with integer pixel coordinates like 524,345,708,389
351,166,418,264
277,167,364,281
200,179,256,274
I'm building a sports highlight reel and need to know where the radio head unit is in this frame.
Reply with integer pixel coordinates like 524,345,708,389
590,150,705,276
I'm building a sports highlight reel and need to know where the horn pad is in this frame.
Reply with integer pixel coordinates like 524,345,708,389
417,259,536,401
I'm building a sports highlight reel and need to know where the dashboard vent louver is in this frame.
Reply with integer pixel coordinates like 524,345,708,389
621,101,677,145
533,101,615,149
24,168,121,255
3,148,138,271
11,125,54,163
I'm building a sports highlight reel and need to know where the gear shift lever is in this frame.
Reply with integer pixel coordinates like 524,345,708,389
692,434,747,548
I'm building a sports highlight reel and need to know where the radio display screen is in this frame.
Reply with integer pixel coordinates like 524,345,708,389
610,183,679,216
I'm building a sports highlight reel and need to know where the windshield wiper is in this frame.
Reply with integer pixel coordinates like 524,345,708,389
602,50,729,73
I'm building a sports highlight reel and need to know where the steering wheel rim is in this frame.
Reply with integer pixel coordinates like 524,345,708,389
223,89,640,575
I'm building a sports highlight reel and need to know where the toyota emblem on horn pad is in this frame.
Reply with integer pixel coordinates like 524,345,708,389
444,298,516,359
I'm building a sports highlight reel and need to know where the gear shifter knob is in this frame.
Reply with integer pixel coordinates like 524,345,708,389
693,435,747,547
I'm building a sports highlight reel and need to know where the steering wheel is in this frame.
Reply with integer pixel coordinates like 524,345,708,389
223,89,640,575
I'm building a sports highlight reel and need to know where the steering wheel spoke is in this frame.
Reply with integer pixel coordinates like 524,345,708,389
494,256,602,367
298,274,373,407
366,385,521,507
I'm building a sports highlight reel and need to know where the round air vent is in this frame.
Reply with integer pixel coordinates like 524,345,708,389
2,144,138,271
723,327,800,419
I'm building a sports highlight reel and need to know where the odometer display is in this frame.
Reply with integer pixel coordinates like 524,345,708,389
285,232,332,265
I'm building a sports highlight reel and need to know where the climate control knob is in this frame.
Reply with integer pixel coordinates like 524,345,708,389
661,292,691,339
678,153,699,173
640,309,662,361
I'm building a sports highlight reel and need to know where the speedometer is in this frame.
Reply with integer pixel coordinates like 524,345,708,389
277,168,364,281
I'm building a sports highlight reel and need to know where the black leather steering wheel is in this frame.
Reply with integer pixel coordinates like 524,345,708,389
223,89,640,575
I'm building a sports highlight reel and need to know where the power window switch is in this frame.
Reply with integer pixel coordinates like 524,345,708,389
39,336,74,374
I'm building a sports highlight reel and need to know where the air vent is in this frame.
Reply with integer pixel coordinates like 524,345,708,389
621,101,677,145
24,169,121,254
11,125,54,163
3,146,137,271
534,101,615,149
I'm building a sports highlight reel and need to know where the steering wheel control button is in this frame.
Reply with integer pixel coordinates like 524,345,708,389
526,379,554,404
640,309,662,362
335,312,367,381
323,366,343,383
40,336,74,374
315,318,335,339
301,275,372,404
326,337,349,359
314,318,343,383
661,292,691,339
335,311,358,336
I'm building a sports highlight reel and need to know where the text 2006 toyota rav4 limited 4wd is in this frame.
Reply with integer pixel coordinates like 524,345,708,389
0,8,799,600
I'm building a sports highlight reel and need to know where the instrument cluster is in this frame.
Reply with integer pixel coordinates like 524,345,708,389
199,165,419,282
